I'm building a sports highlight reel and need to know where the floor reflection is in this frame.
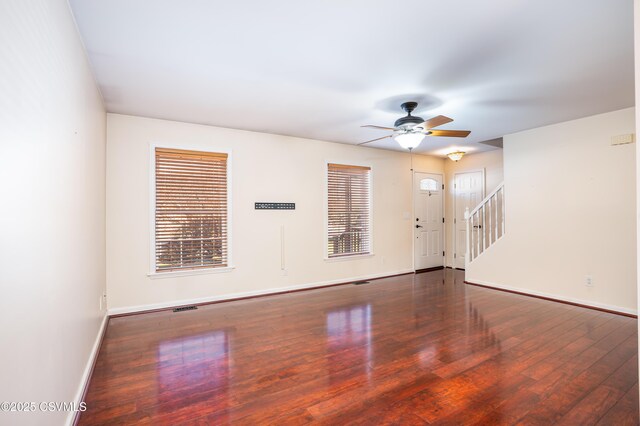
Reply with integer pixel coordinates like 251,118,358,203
326,304,372,384
467,301,499,349
156,330,230,418
411,270,501,368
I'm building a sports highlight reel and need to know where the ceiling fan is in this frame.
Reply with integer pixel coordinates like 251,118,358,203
360,101,471,150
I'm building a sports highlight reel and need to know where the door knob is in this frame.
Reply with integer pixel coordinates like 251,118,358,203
416,224,423,228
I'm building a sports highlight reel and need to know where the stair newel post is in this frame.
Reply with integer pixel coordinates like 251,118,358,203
482,204,486,253
464,207,471,265
501,187,505,236
493,191,500,242
487,198,492,246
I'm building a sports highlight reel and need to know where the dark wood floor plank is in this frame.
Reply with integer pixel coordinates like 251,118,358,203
516,335,638,425
425,373,536,425
596,383,639,426
556,385,624,426
78,270,638,425
472,388,542,426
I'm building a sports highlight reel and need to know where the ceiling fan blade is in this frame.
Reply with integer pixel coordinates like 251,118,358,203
358,135,392,145
361,125,398,131
422,115,454,129
429,129,471,138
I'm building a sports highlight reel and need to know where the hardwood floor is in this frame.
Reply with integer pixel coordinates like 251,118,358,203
79,269,639,425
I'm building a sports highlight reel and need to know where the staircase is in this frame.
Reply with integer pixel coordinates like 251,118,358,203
465,182,504,264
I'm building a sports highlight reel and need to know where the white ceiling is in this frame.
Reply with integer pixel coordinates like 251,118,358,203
69,0,634,156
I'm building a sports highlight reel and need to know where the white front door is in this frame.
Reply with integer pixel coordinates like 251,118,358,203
414,172,444,270
454,171,484,269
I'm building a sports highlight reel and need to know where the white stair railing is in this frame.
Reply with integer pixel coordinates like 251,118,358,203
464,182,505,264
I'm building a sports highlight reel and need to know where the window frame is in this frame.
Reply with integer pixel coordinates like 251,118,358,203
148,142,234,278
419,177,440,192
324,160,374,261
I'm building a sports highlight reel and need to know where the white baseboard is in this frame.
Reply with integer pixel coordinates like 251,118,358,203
66,313,108,426
465,278,637,316
108,269,415,316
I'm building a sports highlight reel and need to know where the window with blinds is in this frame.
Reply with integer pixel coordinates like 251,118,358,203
154,148,228,272
327,163,371,258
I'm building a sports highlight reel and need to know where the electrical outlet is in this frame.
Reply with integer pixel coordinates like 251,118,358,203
281,269,288,276
585,275,593,287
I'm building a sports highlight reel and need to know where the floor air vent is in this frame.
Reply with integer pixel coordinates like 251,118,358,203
353,281,370,285
173,305,198,312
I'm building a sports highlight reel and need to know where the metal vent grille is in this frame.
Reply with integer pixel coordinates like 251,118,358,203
173,305,198,312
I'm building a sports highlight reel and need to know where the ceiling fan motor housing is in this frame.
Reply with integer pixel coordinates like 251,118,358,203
394,115,424,128
395,101,424,128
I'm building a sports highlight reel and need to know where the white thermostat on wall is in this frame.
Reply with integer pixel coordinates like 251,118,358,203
611,133,635,146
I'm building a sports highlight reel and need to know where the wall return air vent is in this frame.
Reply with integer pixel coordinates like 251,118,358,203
173,305,198,312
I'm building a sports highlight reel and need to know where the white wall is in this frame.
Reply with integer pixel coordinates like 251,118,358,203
0,1,106,425
106,114,445,312
467,108,636,313
444,149,504,267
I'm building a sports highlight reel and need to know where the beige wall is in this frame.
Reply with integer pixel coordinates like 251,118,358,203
467,108,636,313
0,1,106,425
443,150,504,267
106,114,445,312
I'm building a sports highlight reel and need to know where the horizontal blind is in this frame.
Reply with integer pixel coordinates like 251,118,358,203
155,148,228,272
327,163,371,258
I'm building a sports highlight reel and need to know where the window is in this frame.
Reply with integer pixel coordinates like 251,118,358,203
154,148,228,272
420,178,439,192
327,163,371,258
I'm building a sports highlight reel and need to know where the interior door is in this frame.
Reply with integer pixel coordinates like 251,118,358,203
414,173,444,270
454,171,484,269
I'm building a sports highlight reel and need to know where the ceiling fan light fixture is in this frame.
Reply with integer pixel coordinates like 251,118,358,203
394,132,425,150
447,151,465,162
359,102,470,147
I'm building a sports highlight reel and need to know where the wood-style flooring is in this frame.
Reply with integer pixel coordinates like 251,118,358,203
79,269,639,425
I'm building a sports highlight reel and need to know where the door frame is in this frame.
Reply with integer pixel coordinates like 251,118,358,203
412,170,445,272
452,169,485,269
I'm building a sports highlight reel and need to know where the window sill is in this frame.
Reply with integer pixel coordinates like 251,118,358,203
324,253,375,262
147,266,235,279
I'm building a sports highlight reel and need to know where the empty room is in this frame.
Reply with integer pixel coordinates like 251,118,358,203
1,0,639,425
